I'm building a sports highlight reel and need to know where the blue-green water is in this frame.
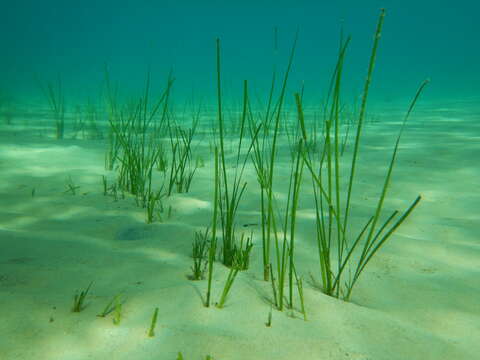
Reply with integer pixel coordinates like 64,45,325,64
1,3,480,360
1,0,478,107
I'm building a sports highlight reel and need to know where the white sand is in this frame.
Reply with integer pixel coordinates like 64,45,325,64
0,102,479,360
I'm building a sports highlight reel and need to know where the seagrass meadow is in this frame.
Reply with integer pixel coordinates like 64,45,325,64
1,2,479,360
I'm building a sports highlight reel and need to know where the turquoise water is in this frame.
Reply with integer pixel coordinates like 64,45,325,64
1,1,478,107
1,3,479,359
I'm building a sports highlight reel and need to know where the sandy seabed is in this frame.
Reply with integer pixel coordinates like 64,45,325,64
0,100,479,360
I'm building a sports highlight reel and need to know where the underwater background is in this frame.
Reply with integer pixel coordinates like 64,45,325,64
1,2,480,360
1,0,479,108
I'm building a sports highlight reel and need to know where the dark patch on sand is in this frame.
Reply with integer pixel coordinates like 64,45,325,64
115,225,154,241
